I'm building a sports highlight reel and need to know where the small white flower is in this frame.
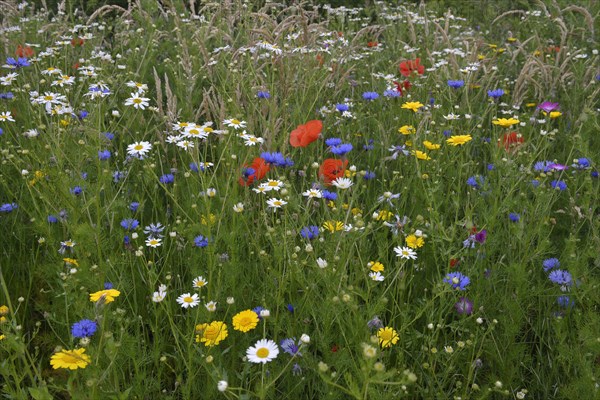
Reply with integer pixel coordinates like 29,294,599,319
369,271,384,281
331,177,353,189
217,380,228,392
176,293,199,308
233,202,244,212
393,246,417,260
127,141,152,159
266,198,287,209
124,92,150,110
259,309,270,318
302,188,323,198
205,301,217,312
300,334,310,344
316,258,328,269
145,237,162,248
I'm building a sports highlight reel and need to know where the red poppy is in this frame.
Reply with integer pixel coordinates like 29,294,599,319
319,158,348,185
290,120,322,148
499,132,524,151
449,258,459,268
316,54,325,66
238,157,270,186
71,38,84,47
331,344,339,353
399,58,425,77
367,41,378,48
16,45,34,58
393,79,412,96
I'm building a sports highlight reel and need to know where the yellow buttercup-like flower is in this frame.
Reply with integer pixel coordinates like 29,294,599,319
401,101,424,112
414,150,431,160
406,234,425,249
423,141,441,150
398,125,416,135
50,348,91,370
377,327,399,348
492,117,519,127
446,135,472,146
195,321,228,347
89,289,121,304
232,310,259,333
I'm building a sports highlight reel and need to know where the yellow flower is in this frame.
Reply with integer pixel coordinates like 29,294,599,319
0,316,6,324
368,261,384,272
232,310,259,333
377,327,399,348
549,111,562,119
344,169,356,178
526,103,537,107
398,125,416,135
423,141,440,150
414,150,430,160
201,214,216,225
0,334,5,341
507,37,517,43
492,118,519,127
50,348,91,370
488,44,497,49
89,289,121,304
195,321,228,347
0,305,8,316
63,258,79,267
477,54,485,60
406,234,424,249
446,135,472,146
323,220,344,233
401,101,424,112
375,210,393,221
351,207,363,216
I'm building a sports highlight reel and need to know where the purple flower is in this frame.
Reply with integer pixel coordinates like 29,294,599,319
509,213,520,222
537,101,560,112
447,80,464,89
325,138,343,146
550,180,567,191
120,218,139,231
487,89,504,99
474,229,487,244
548,269,573,288
444,272,470,291
362,91,379,101
330,143,353,156
280,338,302,356
98,150,111,160
454,297,473,315
557,296,574,308
322,190,337,201
0,203,17,213
159,174,174,184
548,163,567,171
194,235,209,248
300,226,319,240
383,89,401,98
367,316,384,329
336,104,350,112
257,91,270,99
70,186,83,196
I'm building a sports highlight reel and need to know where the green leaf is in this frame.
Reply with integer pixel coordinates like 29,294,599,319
28,387,53,400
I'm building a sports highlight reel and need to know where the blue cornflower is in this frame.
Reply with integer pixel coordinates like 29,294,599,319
113,171,126,182
444,272,470,291
144,223,164,238
300,226,319,240
335,103,349,112
260,151,291,167
104,282,114,289
0,203,17,213
322,190,337,201
429,97,435,105
550,180,567,191
367,316,384,330
574,158,590,169
70,186,83,196
592,171,599,178
98,150,111,160
383,89,401,98
252,306,264,319
447,80,464,88
6,57,30,68
159,174,174,184
286,304,295,313
78,110,89,120
292,363,302,376
548,269,573,288
542,258,560,271
280,338,302,356
487,164,495,170
487,89,504,99
120,218,139,231
557,296,574,308
194,235,209,248
442,130,452,137
0,92,14,99
363,139,374,151
47,215,58,223
129,202,140,212
330,143,353,156
509,213,520,222
104,132,115,140
454,297,473,315
534,161,552,172
0,128,3,136
257,91,270,99
325,138,343,147
363,171,376,180
59,210,68,220
466,175,484,189
531,179,540,188
71,319,97,338
362,91,379,101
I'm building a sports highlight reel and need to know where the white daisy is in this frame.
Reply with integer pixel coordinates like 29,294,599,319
262,179,284,191
302,188,323,198
152,291,166,302
0,111,15,122
127,141,152,159
124,92,150,110
176,293,200,308
41,67,62,75
205,301,217,312
223,118,246,130
233,202,244,213
246,339,279,364
176,140,195,151
394,246,417,260
183,124,208,139
193,276,207,288
145,237,162,248
266,198,287,209
331,177,353,189
126,81,148,93
369,271,385,281
172,121,192,131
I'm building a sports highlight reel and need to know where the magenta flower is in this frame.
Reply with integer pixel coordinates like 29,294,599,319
537,101,559,112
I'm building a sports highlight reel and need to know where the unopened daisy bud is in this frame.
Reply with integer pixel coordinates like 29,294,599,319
131,232,138,239
476,317,483,324
300,334,310,344
259,309,270,318
226,297,235,304
217,380,228,392
318,361,329,372
205,355,213,363
495,381,503,389
311,162,319,169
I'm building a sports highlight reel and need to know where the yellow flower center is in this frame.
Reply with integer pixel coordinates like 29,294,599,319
44,95,54,101
231,119,240,124
134,144,143,150
256,348,270,358
133,98,142,104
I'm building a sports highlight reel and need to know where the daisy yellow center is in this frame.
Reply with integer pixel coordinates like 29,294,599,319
231,119,240,124
134,144,144,150
402,250,409,256
133,98,142,104
183,296,194,303
44,95,54,101
267,181,279,187
188,129,200,135
135,83,143,87
256,348,269,358
203,127,213,132
379,330,394,341
149,239,158,245
195,281,205,287
249,137,257,142
273,201,282,206
179,123,189,128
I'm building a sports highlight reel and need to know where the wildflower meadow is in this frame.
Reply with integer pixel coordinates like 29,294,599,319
1,0,599,398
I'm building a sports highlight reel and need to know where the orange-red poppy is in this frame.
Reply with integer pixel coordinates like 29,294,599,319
16,45,34,58
290,120,322,148
319,158,348,185
71,38,84,47
499,132,524,151
393,79,412,96
238,157,270,186
399,58,424,77
367,41,378,47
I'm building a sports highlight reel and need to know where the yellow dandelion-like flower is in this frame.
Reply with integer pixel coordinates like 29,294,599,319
377,327,399,348
398,125,416,135
492,118,519,128
195,321,228,347
232,310,259,333
376,210,393,221
401,101,424,112
322,220,344,233
368,261,384,272
446,135,472,146
406,234,425,249
548,111,562,119
89,289,121,304
414,150,431,160
63,258,79,267
50,348,91,370
201,214,216,226
0,305,8,316
423,141,441,150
